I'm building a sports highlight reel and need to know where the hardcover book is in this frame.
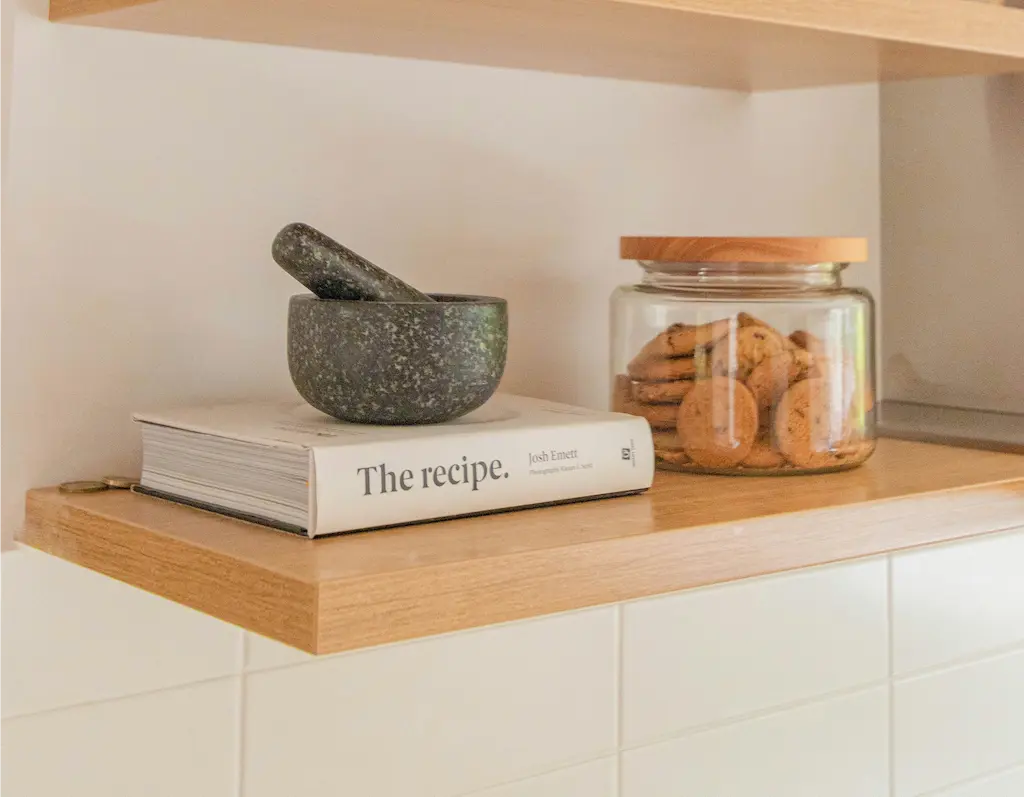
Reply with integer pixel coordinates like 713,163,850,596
133,393,655,537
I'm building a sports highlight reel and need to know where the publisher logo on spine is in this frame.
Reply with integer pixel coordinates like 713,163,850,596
622,439,636,466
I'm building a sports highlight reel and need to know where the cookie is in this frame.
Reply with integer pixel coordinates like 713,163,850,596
742,435,786,469
611,374,634,413
676,377,758,468
694,346,715,378
740,313,805,351
835,439,875,465
813,354,867,417
710,324,788,381
774,378,850,468
789,329,826,355
657,449,692,467
628,356,697,382
737,311,770,328
631,380,694,404
652,430,685,451
746,350,814,421
628,319,734,368
629,401,680,430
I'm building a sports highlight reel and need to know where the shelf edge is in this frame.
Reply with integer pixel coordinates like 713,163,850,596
20,489,320,652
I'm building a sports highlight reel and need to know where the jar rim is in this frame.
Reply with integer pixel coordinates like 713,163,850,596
620,237,868,264
636,260,846,276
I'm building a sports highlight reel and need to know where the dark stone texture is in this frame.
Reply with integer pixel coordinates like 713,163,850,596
272,222,434,303
288,293,508,425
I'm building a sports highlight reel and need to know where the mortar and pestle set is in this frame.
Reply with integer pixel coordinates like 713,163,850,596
273,223,508,425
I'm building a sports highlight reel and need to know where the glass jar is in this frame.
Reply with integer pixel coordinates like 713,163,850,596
610,237,876,475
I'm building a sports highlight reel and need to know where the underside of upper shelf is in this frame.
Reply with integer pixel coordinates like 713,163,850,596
47,0,1024,91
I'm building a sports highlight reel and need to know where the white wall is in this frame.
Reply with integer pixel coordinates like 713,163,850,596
0,1,880,543
881,73,1024,413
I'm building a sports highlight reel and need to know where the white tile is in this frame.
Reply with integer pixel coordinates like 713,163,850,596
621,686,888,797
244,608,616,797
892,529,1024,675
622,559,887,746
1,547,242,717
470,758,615,797
1,678,238,797
929,766,1024,797
894,649,1024,796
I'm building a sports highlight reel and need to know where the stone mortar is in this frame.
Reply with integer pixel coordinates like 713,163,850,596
288,293,508,425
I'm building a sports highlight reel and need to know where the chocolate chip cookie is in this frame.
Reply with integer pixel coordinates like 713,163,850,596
628,356,697,382
657,450,692,467
611,373,634,413
742,434,786,468
676,377,757,468
738,311,769,328
789,329,826,355
774,378,850,468
651,430,685,451
628,319,734,372
631,380,694,404
628,401,681,430
710,325,788,381
746,350,814,421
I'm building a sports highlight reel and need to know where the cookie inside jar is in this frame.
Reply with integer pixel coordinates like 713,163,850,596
610,237,877,475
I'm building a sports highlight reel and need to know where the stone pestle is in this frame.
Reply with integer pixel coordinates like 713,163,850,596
272,222,435,303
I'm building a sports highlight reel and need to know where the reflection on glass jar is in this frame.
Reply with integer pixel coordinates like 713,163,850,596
610,237,876,475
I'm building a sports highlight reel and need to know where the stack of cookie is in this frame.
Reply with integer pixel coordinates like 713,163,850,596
612,313,874,474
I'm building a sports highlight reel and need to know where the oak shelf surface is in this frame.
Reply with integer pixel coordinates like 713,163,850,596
19,438,1024,655
48,0,1024,91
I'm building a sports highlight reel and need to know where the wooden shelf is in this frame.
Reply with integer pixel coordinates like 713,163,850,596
19,439,1024,654
48,0,1024,91
879,400,1024,455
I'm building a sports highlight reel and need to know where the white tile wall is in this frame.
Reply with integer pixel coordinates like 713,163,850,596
471,758,616,797
894,649,1024,797
1,547,243,718
621,687,889,797
7,524,1024,797
622,559,887,745
246,629,317,671
243,607,616,797
1,678,239,797
928,766,1024,797
892,528,1024,675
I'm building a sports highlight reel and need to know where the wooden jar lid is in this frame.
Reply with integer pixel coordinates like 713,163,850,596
620,237,868,263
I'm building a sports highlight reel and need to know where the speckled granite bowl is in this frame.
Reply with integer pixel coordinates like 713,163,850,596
288,293,508,425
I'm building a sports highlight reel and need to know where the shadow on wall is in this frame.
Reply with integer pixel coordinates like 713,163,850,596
881,69,1024,414
319,124,581,406
984,72,1024,250
983,0,1023,283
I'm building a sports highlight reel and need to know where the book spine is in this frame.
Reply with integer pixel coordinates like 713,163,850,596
310,416,655,535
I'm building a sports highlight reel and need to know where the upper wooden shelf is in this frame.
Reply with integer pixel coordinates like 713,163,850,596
49,0,1024,91
19,439,1024,655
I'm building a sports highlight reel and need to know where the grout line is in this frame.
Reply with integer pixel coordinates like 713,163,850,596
618,678,891,754
613,603,623,749
887,555,896,797
0,673,239,722
242,604,620,676
236,634,249,797
914,760,1024,797
446,754,617,797
892,639,1024,683
613,603,624,797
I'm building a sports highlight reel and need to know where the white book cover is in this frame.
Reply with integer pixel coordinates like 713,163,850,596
133,393,655,537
